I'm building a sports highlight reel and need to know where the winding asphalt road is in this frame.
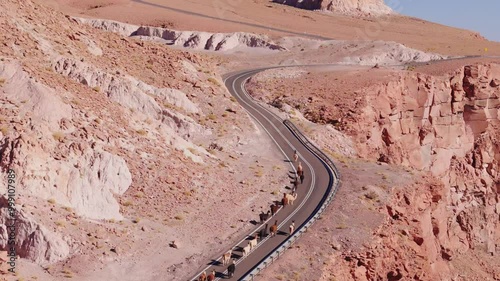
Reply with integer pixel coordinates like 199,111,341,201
190,68,338,281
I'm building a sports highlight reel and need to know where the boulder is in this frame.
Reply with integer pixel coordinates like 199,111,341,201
0,197,70,265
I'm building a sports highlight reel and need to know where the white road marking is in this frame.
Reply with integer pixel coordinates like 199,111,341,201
193,70,317,281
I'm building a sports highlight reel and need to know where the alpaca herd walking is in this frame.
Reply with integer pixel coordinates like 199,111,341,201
196,148,307,280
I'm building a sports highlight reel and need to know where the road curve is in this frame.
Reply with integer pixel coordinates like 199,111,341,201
190,67,340,281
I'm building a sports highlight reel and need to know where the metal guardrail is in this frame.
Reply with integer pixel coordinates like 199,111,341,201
240,119,341,281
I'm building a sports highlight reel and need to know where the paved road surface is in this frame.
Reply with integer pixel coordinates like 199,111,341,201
190,68,337,280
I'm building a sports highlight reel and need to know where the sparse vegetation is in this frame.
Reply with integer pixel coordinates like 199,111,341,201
134,192,144,198
364,191,378,200
254,169,263,177
136,129,147,136
207,77,220,86
336,223,348,229
405,65,416,71
55,221,65,227
174,214,184,221
92,86,101,92
275,274,285,281
187,147,198,155
0,78,5,86
324,148,350,164
0,126,7,135
62,269,73,278
132,218,140,224
52,131,65,142
122,200,133,207
62,206,72,212
229,96,236,102
47,198,56,204
207,113,217,120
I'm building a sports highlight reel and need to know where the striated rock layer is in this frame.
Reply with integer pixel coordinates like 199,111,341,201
76,18,286,52
0,197,70,266
327,64,500,280
273,0,392,16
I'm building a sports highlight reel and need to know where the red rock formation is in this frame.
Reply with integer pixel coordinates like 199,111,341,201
325,64,500,280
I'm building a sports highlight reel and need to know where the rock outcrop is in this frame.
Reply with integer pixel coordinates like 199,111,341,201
52,57,207,141
0,61,72,131
324,64,500,280
273,0,392,17
0,61,133,220
0,197,70,265
76,18,287,52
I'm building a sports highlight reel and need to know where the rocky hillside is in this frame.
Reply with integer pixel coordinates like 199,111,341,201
273,0,392,16
0,0,290,280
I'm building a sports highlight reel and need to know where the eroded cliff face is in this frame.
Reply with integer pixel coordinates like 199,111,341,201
326,64,500,280
351,64,500,177
273,0,392,16
0,0,295,277
0,197,70,266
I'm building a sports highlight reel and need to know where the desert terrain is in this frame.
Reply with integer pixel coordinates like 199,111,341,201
0,0,499,281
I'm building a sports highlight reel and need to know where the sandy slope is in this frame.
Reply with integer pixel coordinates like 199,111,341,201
40,0,500,56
